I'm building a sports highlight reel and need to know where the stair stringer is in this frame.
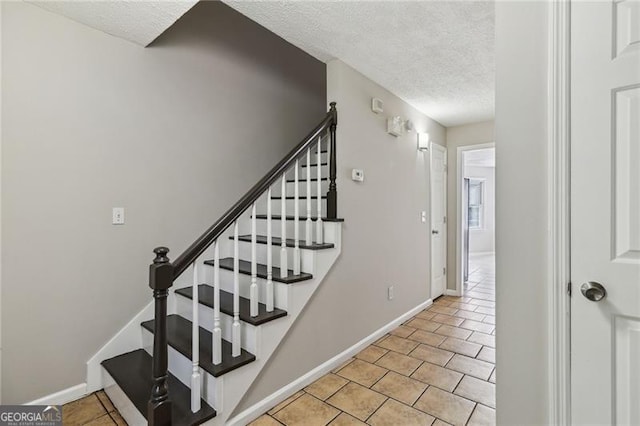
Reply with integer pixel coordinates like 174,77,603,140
204,222,342,425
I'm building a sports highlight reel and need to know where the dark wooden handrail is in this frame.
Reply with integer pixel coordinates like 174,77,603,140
171,102,337,279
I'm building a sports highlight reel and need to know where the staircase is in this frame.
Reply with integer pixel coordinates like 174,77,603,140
92,104,341,425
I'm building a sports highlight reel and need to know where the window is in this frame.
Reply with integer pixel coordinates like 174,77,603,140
468,179,484,229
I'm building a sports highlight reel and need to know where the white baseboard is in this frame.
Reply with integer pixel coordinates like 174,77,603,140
26,383,87,406
445,289,461,297
226,299,433,426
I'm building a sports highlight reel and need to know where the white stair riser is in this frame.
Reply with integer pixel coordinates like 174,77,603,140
103,370,147,426
285,180,329,197
253,218,330,240
200,267,290,308
142,328,221,409
234,239,316,272
197,223,338,270
306,151,328,162
174,295,259,354
256,198,327,217
285,165,328,180
270,181,328,197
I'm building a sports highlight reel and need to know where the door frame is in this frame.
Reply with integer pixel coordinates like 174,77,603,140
454,142,495,297
547,0,571,424
430,142,447,299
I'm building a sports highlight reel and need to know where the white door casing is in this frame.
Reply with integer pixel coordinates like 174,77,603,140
571,1,640,424
455,143,495,297
431,142,447,299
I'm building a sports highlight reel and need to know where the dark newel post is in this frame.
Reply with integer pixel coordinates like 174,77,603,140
327,102,338,219
148,247,173,426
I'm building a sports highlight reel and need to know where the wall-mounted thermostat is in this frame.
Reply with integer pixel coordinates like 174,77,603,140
352,169,365,182
371,98,384,114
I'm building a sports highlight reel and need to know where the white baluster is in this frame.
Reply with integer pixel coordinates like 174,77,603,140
266,187,274,312
232,221,241,357
316,137,324,244
293,159,301,275
306,148,312,246
280,173,288,278
212,241,222,365
191,261,201,413
250,203,258,317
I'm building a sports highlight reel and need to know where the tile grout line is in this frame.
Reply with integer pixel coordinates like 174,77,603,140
253,257,496,425
267,389,306,417
96,392,119,425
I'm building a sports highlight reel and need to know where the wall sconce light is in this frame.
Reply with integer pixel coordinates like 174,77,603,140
417,132,430,151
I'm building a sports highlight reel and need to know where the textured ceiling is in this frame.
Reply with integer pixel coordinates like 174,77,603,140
30,1,198,46
222,0,495,127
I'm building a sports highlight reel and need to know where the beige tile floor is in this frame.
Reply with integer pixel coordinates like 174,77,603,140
251,254,496,426
64,254,495,426
61,391,128,425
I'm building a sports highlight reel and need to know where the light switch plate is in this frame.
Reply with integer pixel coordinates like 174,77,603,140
352,169,364,182
112,207,125,225
421,211,427,223
372,98,384,114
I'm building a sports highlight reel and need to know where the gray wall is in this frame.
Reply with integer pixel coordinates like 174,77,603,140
236,59,446,412
495,1,550,423
1,1,326,403
445,120,494,290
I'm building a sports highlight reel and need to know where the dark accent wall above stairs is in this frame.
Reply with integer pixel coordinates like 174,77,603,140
1,0,326,404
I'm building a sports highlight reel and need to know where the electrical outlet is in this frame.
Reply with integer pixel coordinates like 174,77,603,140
112,207,125,225
388,286,394,301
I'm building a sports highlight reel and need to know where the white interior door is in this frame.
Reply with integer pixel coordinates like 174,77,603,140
571,1,640,424
431,143,447,299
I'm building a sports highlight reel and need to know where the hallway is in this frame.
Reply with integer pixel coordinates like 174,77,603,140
464,253,496,303
249,255,496,426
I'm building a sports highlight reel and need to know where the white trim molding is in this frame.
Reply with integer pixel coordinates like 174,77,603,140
226,299,433,426
455,142,495,297
547,1,571,425
26,383,88,406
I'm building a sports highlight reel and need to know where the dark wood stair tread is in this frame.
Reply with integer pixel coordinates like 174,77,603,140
300,162,328,167
231,234,334,250
271,196,327,200
101,349,216,426
287,177,327,183
175,285,287,326
255,215,344,223
141,315,256,377
205,258,313,284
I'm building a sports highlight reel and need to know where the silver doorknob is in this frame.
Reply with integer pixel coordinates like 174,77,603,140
581,281,607,302
432,230,439,235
